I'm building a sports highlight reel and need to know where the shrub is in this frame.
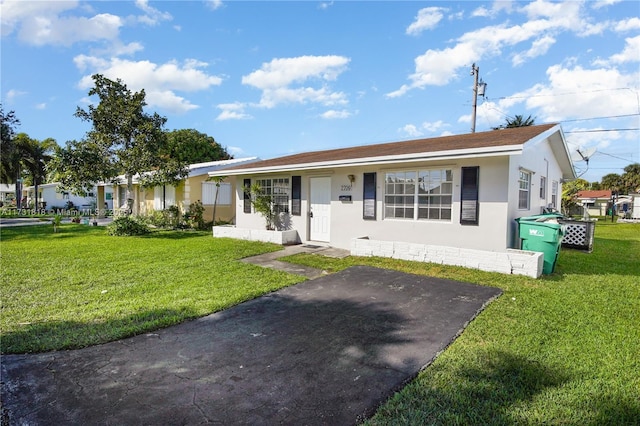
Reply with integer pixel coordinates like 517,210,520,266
186,200,206,230
106,216,150,236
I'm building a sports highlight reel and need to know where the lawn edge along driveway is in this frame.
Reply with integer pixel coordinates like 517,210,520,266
1,266,501,426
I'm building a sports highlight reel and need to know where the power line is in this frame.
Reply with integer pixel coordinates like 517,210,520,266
490,87,637,101
560,113,639,122
565,128,640,133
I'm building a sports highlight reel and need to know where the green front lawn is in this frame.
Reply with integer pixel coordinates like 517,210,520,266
1,222,638,424
0,225,301,353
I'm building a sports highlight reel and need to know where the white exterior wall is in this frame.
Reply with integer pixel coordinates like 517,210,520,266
507,135,566,247
233,157,515,252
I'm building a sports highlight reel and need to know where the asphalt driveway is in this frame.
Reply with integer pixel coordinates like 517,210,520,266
1,266,501,425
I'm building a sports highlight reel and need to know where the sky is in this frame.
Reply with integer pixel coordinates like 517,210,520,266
1,0,639,183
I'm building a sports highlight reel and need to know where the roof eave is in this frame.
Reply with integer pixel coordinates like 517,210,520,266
208,144,525,177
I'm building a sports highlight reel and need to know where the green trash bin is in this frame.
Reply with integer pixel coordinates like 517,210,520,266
516,215,564,274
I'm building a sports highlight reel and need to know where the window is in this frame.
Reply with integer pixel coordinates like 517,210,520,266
363,172,376,220
384,168,452,221
243,179,251,213
540,176,547,199
518,170,531,210
460,166,479,225
551,181,558,208
291,176,301,216
202,182,231,206
256,177,290,214
154,185,176,210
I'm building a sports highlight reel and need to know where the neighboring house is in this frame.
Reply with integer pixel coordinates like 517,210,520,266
210,124,575,278
22,182,107,212
104,158,258,222
0,183,16,206
574,190,612,217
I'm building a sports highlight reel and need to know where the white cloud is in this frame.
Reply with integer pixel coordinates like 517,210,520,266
204,0,224,11
319,1,334,10
388,1,613,97
399,120,450,137
614,17,640,32
242,55,350,108
605,35,640,65
472,1,514,18
134,0,172,26
320,109,351,119
5,89,27,102
510,65,639,123
512,35,556,66
399,124,422,137
216,103,252,121
591,0,622,10
75,56,223,114
406,7,446,36
35,103,47,110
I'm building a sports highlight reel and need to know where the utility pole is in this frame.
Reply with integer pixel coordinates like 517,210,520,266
470,63,486,133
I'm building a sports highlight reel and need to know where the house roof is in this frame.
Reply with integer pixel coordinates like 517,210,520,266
576,190,612,200
105,157,260,185
210,123,575,179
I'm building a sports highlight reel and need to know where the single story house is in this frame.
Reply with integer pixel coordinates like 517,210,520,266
22,182,106,212
103,157,258,222
574,190,612,217
211,124,576,278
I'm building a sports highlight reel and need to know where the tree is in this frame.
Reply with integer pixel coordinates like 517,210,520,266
600,173,623,193
621,163,640,193
561,178,589,215
14,133,57,209
165,129,232,164
56,74,188,214
493,114,536,130
0,105,22,207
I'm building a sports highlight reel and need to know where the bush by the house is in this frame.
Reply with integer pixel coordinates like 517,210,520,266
107,216,150,236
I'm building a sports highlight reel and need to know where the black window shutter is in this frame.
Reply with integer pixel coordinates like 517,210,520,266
363,172,376,220
460,167,479,225
243,178,251,213
291,176,301,216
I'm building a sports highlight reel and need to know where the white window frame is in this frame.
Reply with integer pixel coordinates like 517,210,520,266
384,168,453,221
540,176,547,199
256,177,290,214
518,170,531,210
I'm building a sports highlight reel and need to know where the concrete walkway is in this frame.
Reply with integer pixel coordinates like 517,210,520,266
1,250,501,425
241,244,350,279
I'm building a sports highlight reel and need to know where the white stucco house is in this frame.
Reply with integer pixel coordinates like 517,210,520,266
22,182,108,212
211,124,576,277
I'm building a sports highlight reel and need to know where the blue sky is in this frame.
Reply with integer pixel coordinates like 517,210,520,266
1,0,639,183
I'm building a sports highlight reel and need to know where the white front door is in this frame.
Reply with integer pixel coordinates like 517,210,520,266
310,177,331,242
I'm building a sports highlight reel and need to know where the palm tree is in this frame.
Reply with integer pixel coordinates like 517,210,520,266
493,114,536,130
15,133,57,209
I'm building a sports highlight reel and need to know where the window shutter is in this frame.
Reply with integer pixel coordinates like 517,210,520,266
243,178,251,213
291,176,301,216
363,172,376,220
460,167,479,225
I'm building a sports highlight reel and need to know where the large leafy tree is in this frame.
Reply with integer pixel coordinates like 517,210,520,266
600,173,623,193
56,74,187,214
0,105,22,206
165,129,232,164
621,163,640,193
13,133,57,209
561,178,589,214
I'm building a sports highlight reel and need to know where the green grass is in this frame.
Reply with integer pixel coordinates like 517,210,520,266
0,224,302,353
281,222,640,425
1,222,638,424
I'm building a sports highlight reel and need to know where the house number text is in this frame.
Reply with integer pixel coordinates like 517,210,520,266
341,185,352,191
